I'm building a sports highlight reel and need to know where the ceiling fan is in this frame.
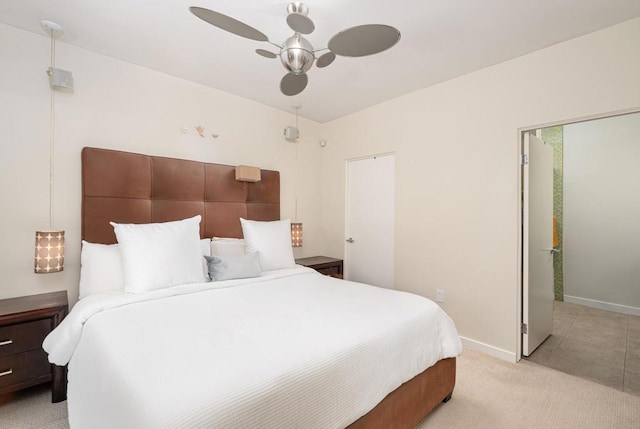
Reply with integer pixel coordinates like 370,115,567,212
189,2,401,96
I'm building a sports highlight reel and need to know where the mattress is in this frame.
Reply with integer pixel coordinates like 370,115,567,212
44,267,462,428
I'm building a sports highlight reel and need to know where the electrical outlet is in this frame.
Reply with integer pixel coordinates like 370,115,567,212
436,289,445,303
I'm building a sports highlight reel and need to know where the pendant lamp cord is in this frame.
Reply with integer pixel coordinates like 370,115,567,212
294,144,298,222
294,106,299,222
49,29,56,231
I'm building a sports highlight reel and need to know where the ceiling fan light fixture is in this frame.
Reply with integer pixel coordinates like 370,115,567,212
280,34,315,74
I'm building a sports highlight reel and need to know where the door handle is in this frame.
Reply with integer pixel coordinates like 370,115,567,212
345,237,354,243
542,248,560,253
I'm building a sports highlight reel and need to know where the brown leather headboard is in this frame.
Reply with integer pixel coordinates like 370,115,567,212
82,147,280,244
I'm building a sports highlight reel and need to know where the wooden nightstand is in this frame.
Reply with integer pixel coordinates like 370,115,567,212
0,291,68,403
295,256,344,279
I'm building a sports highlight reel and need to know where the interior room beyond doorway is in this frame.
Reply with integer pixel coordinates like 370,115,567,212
522,111,640,395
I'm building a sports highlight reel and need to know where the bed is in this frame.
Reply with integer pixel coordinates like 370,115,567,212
43,147,462,428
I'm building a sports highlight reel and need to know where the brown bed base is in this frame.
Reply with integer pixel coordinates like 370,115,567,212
72,147,457,427
347,358,456,429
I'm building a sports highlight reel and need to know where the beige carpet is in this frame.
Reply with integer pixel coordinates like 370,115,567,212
0,384,68,429
418,349,640,428
1,349,639,428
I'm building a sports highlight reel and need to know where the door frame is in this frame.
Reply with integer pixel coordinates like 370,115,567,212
344,151,395,282
516,106,640,362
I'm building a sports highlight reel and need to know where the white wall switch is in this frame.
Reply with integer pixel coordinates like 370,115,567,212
436,289,445,303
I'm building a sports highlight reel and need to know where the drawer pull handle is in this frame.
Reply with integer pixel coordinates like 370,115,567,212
0,340,13,346
0,369,12,377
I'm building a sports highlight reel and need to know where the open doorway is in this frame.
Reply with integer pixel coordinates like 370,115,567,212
519,110,640,395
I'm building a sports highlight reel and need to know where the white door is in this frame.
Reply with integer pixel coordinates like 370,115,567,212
345,154,395,288
523,133,555,356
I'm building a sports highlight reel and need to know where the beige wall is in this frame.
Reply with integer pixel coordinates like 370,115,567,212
320,18,640,358
0,23,323,303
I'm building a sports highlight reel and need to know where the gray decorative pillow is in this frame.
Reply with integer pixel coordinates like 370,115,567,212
204,253,261,281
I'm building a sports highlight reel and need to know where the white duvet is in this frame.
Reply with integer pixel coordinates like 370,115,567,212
44,267,462,429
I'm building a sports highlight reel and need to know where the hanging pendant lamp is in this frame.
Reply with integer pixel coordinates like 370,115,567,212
35,20,66,274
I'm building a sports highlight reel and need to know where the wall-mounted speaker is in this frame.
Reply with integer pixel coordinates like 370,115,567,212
284,126,299,142
47,67,74,91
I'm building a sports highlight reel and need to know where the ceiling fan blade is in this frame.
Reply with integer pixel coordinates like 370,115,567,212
280,73,308,96
328,24,401,57
189,6,269,42
316,52,336,68
256,49,277,59
287,13,315,35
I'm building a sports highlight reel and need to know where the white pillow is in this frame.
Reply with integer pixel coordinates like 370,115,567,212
211,237,246,257
111,215,206,293
78,241,124,299
240,218,295,271
78,237,211,298
200,238,212,257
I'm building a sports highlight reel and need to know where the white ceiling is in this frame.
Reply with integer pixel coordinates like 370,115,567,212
2,0,640,122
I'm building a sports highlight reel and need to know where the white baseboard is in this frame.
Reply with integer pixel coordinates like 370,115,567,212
459,336,516,363
563,295,640,317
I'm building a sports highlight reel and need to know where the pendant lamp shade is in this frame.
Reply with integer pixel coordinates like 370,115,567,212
34,230,65,273
291,223,303,247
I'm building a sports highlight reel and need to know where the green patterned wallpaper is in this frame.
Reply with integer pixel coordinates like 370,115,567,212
540,126,564,301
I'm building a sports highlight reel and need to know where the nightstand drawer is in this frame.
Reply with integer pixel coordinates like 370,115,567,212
0,348,51,389
0,319,51,357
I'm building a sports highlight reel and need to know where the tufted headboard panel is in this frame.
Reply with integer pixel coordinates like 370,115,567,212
81,147,280,244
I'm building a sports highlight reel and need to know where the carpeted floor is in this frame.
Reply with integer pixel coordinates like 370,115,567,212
2,349,639,428
0,384,68,429
418,349,640,428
